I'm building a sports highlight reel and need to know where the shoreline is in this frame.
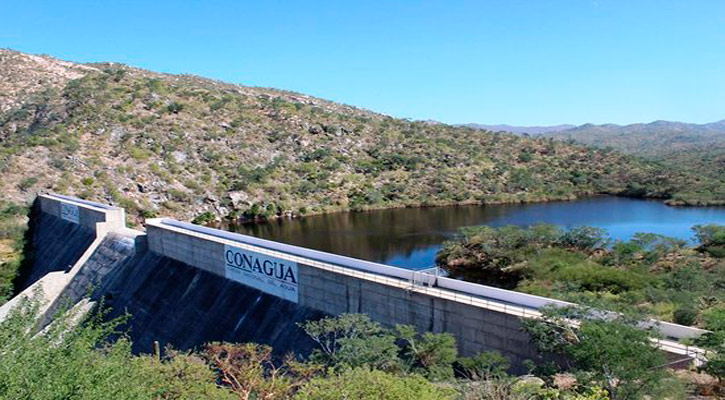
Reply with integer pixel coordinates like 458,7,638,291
214,191,725,228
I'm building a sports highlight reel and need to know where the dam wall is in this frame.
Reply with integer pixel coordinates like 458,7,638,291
146,218,546,365
67,233,325,355
0,194,127,322
3,194,708,370
17,194,126,289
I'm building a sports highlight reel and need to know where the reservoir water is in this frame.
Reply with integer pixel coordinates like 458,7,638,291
230,197,725,270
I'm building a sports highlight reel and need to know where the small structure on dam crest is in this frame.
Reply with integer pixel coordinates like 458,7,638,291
0,194,709,371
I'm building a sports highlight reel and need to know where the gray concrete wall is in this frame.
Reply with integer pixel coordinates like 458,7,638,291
145,219,540,366
37,194,125,234
17,195,125,290
146,224,226,277
298,262,538,366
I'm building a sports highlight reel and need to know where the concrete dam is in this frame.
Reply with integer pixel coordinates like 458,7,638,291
2,194,708,369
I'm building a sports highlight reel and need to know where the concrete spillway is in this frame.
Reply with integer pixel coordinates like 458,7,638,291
1,194,708,370
93,242,324,354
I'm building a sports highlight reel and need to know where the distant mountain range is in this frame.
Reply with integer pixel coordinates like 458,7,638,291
544,120,725,157
465,120,725,157
459,123,575,135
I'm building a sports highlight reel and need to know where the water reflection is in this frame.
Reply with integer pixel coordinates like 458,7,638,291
227,197,725,269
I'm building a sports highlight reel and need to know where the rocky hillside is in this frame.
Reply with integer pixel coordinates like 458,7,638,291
0,49,720,229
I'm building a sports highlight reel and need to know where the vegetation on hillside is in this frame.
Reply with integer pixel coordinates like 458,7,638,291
539,121,725,206
0,50,723,304
0,200,26,303
437,223,725,327
5,298,714,399
656,147,725,206
1,49,721,228
522,307,688,400
544,120,725,157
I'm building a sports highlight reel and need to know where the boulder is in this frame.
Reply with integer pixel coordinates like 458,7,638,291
228,191,251,208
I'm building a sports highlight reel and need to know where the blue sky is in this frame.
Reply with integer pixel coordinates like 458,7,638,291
2,1,724,125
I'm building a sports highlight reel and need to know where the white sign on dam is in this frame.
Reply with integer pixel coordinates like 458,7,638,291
224,244,299,303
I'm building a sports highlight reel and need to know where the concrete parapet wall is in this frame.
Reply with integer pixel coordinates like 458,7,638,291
298,264,539,365
37,194,126,234
146,223,226,277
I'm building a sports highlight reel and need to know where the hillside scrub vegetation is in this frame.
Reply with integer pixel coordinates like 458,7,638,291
5,298,708,400
1,49,723,305
437,223,725,328
539,121,725,206
0,200,27,303
1,48,721,229
522,306,687,400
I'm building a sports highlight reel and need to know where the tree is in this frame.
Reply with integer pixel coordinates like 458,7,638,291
203,342,321,400
295,368,454,400
693,224,725,257
693,224,725,247
0,297,153,400
559,226,610,251
299,313,401,371
456,351,510,381
695,308,725,384
436,224,562,288
0,296,237,400
522,306,672,400
396,325,458,380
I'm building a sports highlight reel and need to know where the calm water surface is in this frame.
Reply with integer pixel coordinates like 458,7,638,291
230,197,725,269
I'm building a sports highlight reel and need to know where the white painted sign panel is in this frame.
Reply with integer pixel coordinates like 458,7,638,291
60,203,80,224
224,244,299,303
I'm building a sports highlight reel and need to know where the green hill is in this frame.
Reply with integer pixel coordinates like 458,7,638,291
0,48,722,230
545,120,725,157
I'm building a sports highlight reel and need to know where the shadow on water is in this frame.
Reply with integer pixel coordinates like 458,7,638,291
227,197,725,269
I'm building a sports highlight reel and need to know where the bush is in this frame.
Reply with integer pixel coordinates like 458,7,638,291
18,176,38,191
166,102,184,114
673,307,697,326
127,147,152,161
0,201,26,221
523,307,671,400
140,209,158,219
559,226,609,251
295,368,454,400
192,211,216,225
702,307,725,332
529,249,649,294
203,342,319,399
